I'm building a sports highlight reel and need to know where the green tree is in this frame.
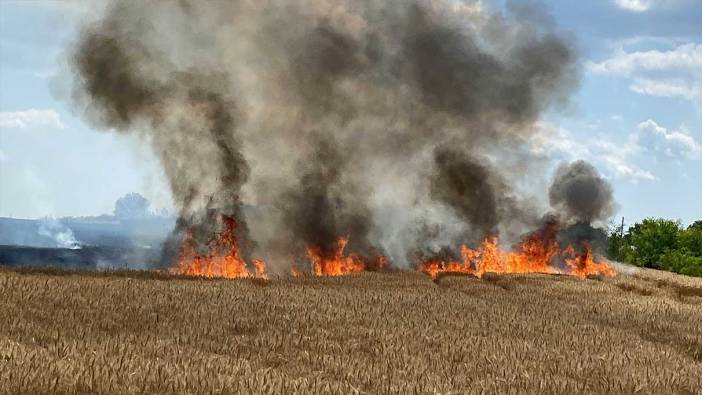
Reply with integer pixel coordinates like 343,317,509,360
608,218,702,277
626,218,681,268
679,220,702,257
606,222,628,261
660,250,702,276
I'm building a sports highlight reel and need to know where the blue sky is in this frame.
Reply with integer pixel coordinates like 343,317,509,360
0,0,700,228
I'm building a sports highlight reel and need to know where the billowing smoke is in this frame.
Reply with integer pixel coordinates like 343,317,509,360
68,0,608,271
430,148,500,244
546,160,615,255
402,3,574,124
71,2,253,263
278,133,376,261
549,160,615,225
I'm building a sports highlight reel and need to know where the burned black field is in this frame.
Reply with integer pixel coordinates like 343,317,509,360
1,267,701,394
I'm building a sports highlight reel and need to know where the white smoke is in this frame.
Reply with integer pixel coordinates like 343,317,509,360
38,218,82,249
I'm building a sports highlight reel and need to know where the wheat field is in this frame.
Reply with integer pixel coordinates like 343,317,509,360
1,267,701,394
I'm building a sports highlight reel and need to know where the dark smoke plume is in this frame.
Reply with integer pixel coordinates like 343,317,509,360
546,161,615,256
430,148,500,243
68,0,605,270
402,3,574,124
71,2,254,264
549,160,615,225
279,133,375,260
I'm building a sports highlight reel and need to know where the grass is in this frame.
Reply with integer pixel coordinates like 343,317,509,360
1,266,701,394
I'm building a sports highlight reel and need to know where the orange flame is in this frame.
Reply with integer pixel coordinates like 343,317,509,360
419,235,615,280
293,237,388,276
173,216,268,279
306,237,366,276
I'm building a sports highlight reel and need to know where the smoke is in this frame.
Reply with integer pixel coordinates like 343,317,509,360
68,0,605,271
277,133,376,260
429,148,500,244
38,218,81,250
71,2,253,264
545,161,616,257
402,2,574,124
549,160,615,225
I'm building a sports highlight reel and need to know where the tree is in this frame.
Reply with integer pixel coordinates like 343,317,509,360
626,218,681,268
660,250,702,277
679,221,702,256
607,218,702,277
606,223,626,261
114,193,150,220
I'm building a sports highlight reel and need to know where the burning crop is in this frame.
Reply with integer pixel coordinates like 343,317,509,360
173,216,267,279
420,220,616,280
68,1,617,281
293,237,389,277
419,237,615,280
304,238,366,277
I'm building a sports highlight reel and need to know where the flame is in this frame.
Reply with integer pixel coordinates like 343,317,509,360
173,216,268,279
293,237,388,276
172,216,612,280
306,237,366,276
563,244,615,278
419,235,615,280
253,259,268,279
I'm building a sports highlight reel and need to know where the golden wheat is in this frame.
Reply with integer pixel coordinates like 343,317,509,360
0,267,700,394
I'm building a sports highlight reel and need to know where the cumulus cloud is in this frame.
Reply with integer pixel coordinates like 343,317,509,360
591,138,657,181
589,43,702,75
614,0,649,12
614,0,674,12
589,43,702,107
0,109,65,130
637,119,702,159
529,122,656,183
535,118,701,183
630,78,702,101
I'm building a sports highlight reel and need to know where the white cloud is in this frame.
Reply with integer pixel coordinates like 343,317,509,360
530,122,656,183
615,0,654,12
637,119,702,159
588,43,702,75
0,109,65,130
630,78,702,101
591,138,657,181
613,0,675,12
589,43,702,108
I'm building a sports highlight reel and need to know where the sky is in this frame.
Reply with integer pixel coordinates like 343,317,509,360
0,0,700,228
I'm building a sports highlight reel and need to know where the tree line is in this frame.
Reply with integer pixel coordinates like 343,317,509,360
608,218,702,277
